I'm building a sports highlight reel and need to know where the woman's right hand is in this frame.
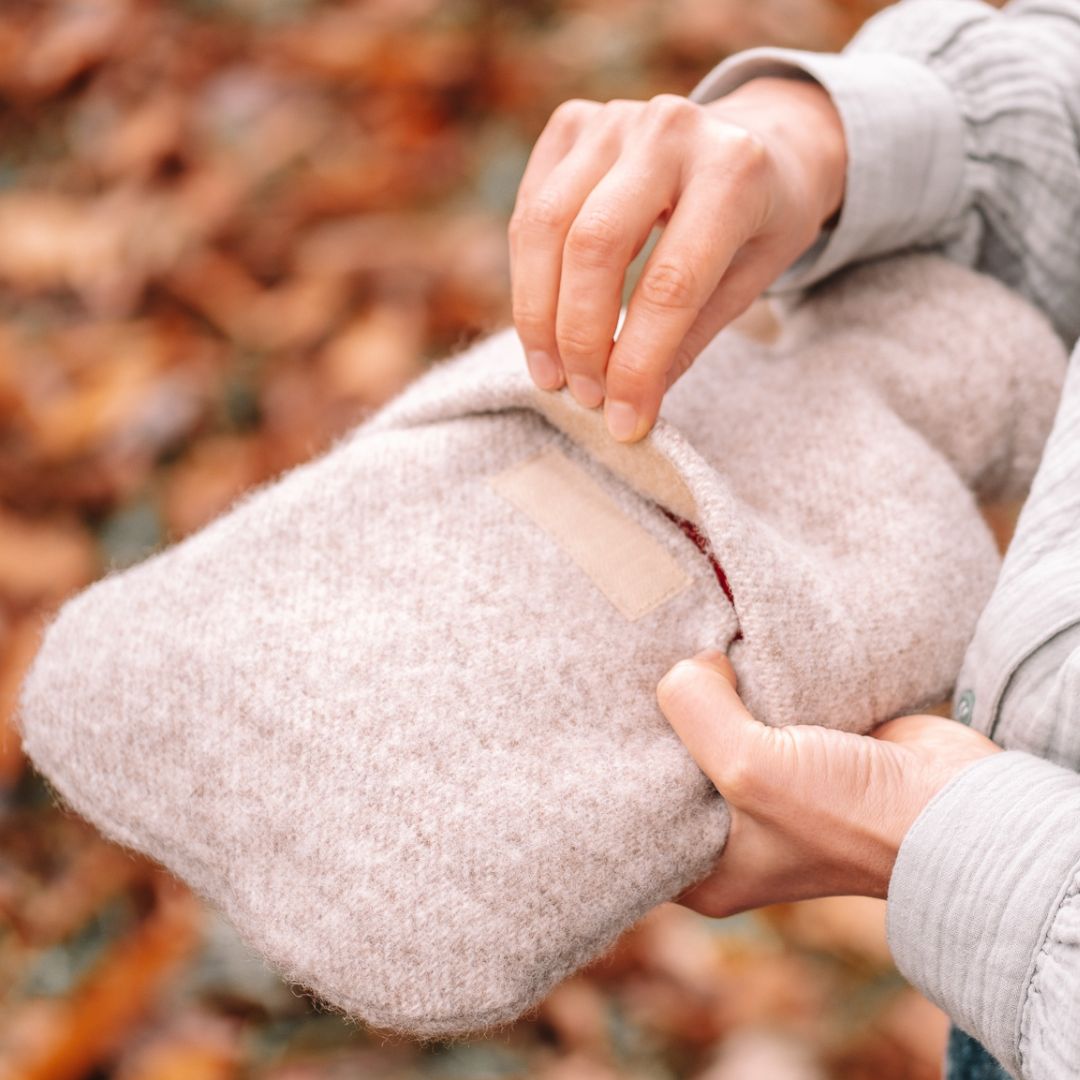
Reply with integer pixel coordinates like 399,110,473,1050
509,76,847,443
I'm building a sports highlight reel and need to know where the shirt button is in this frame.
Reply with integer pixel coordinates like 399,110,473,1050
955,690,975,724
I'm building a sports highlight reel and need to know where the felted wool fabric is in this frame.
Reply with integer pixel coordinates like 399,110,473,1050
18,254,1066,1037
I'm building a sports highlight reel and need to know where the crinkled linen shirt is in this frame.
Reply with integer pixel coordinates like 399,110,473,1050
687,2,1080,1078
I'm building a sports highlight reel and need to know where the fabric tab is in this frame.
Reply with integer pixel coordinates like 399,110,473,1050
489,445,692,621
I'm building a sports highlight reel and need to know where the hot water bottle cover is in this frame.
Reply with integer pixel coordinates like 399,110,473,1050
18,255,1067,1036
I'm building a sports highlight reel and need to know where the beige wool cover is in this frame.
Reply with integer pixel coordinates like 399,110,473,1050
18,255,1067,1037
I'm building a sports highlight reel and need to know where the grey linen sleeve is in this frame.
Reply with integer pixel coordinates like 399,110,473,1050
686,0,1080,344
892,343,1080,1079
887,749,1080,1079
887,334,1080,1079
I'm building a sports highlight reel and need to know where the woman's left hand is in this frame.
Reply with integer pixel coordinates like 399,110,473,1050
656,650,1002,916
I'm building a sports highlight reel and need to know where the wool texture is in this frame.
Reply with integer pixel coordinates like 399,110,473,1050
17,254,1067,1037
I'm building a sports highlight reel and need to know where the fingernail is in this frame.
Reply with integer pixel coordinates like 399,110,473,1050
527,350,562,390
605,399,639,441
567,374,604,409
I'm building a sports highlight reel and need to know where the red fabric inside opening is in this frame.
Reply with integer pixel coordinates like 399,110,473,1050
660,507,743,642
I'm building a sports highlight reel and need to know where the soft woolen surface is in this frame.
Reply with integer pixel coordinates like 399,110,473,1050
18,255,1067,1037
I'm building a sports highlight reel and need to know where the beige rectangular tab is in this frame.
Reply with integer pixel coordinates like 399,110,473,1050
489,444,692,621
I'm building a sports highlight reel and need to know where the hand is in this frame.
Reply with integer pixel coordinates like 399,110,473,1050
509,77,846,443
655,650,1002,916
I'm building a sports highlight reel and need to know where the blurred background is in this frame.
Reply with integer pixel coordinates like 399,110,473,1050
0,1,959,1077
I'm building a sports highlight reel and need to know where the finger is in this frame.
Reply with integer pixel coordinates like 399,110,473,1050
603,170,766,442
656,650,771,804
555,150,680,408
511,100,599,390
512,100,596,208
871,712,1002,769
871,713,948,744
509,103,619,393
676,811,847,917
659,239,795,395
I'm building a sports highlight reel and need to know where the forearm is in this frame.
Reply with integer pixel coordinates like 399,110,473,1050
887,750,1080,1079
688,0,1080,344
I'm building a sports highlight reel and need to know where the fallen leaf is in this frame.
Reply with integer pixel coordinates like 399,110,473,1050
0,615,42,789
0,878,202,1080
0,511,96,607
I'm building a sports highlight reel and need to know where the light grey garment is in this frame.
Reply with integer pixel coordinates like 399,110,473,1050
687,2,1080,1078
893,350,1080,1080
687,0,1080,347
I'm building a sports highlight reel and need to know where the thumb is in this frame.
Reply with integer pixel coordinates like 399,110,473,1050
656,649,772,800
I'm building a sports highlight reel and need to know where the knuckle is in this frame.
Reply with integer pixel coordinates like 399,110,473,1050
555,320,602,361
666,348,695,389
722,755,759,802
552,97,598,126
725,127,770,178
607,352,655,399
668,330,710,385
646,93,699,127
511,190,568,234
639,259,698,309
510,297,548,334
565,212,624,263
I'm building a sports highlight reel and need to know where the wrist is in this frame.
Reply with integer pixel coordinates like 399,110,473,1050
838,749,991,901
702,76,846,228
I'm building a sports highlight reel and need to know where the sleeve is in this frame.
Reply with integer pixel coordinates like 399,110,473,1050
685,0,1080,345
886,748,1080,1080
